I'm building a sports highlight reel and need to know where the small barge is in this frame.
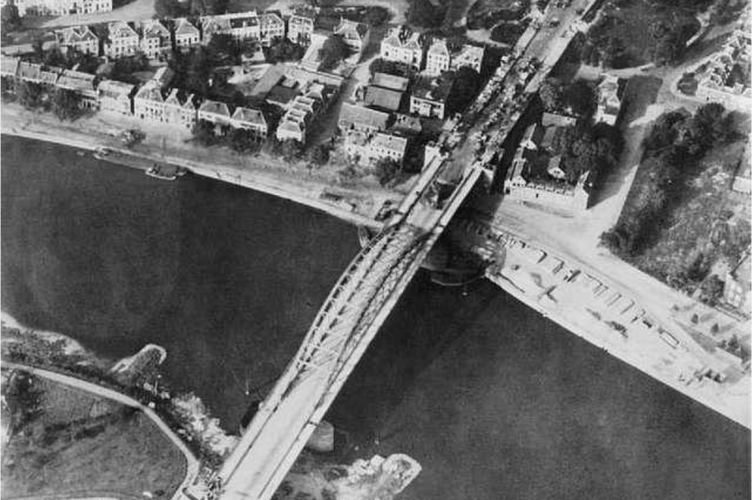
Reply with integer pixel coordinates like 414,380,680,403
145,164,187,181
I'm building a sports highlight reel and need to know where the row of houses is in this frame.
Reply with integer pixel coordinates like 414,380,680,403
380,25,485,75
695,27,752,112
2,57,268,140
2,0,111,17
51,10,369,63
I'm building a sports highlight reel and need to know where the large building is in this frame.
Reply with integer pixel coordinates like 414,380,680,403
106,21,139,59
334,19,369,59
134,82,166,122
594,75,624,126
231,106,267,140
140,20,171,60
164,89,199,130
338,102,390,133
425,38,484,75
201,12,261,43
380,25,424,68
696,28,752,112
410,74,455,119
8,0,111,17
98,79,135,116
57,25,99,55
55,69,98,108
259,11,285,44
174,18,201,50
287,12,314,44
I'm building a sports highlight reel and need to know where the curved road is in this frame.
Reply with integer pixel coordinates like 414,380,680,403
1,361,200,500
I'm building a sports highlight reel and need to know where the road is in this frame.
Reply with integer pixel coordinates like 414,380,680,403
0,361,200,500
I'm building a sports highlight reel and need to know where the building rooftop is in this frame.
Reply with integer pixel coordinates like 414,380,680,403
99,79,135,98
199,99,231,117
541,112,577,128
17,61,42,81
339,102,390,130
371,132,407,154
135,81,163,102
174,18,200,36
1,56,20,76
365,85,403,111
372,72,409,92
232,106,266,126
412,74,455,102
56,69,96,92
109,21,138,39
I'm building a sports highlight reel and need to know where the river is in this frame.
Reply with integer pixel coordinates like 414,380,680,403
2,135,749,500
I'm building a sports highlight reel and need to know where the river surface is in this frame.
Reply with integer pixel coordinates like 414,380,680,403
2,135,749,500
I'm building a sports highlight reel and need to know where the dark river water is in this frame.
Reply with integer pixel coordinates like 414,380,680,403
2,135,749,500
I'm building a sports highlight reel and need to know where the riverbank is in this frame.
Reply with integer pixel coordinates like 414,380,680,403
0,104,392,231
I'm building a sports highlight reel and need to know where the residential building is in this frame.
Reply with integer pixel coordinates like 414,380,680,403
16,61,42,82
338,102,390,133
39,66,62,87
98,79,135,115
425,38,450,75
0,56,20,82
55,69,97,108
231,106,267,140
260,11,285,44
724,252,751,314
198,99,232,127
133,82,165,122
410,74,455,119
334,19,369,59
10,0,111,17
202,12,261,43
58,25,99,56
106,21,139,59
369,132,408,164
450,43,484,73
364,85,403,112
287,12,314,44
371,72,409,92
300,32,328,71
379,25,424,68
164,89,198,130
696,28,752,112
140,20,171,60
174,18,201,50
275,82,334,143
594,75,624,126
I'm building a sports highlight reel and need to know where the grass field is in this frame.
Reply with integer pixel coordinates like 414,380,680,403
2,376,186,499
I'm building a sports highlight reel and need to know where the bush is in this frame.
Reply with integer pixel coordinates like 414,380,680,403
319,34,352,71
374,157,401,186
51,88,83,121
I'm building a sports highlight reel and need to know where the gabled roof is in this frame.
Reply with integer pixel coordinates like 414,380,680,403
109,21,138,39
365,85,403,111
99,79,135,98
151,66,174,87
164,88,182,106
199,99,230,117
39,67,62,84
428,38,449,58
174,18,200,36
61,25,98,44
289,13,315,26
142,19,170,38
56,69,96,92
232,106,266,126
260,11,284,26
339,102,390,130
372,72,409,92
135,81,164,102
381,26,403,47
335,19,368,41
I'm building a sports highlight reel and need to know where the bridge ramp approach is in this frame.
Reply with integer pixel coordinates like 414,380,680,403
216,157,483,500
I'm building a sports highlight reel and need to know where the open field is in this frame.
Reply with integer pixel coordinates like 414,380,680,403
2,374,186,499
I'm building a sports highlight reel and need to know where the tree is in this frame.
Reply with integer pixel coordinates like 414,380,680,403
363,7,390,27
563,79,596,117
539,77,564,111
228,128,260,153
1,2,21,33
449,67,482,113
192,120,218,146
280,139,303,161
17,80,45,109
307,143,330,166
407,0,446,28
374,157,401,186
51,88,82,120
698,275,725,306
264,38,304,63
319,34,351,71
207,34,242,65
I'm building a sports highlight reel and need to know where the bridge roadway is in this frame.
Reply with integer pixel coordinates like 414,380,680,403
212,2,599,498
215,153,483,500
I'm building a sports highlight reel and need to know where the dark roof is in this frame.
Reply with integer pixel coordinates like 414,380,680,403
266,84,299,106
372,72,409,92
412,74,454,102
365,85,403,111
